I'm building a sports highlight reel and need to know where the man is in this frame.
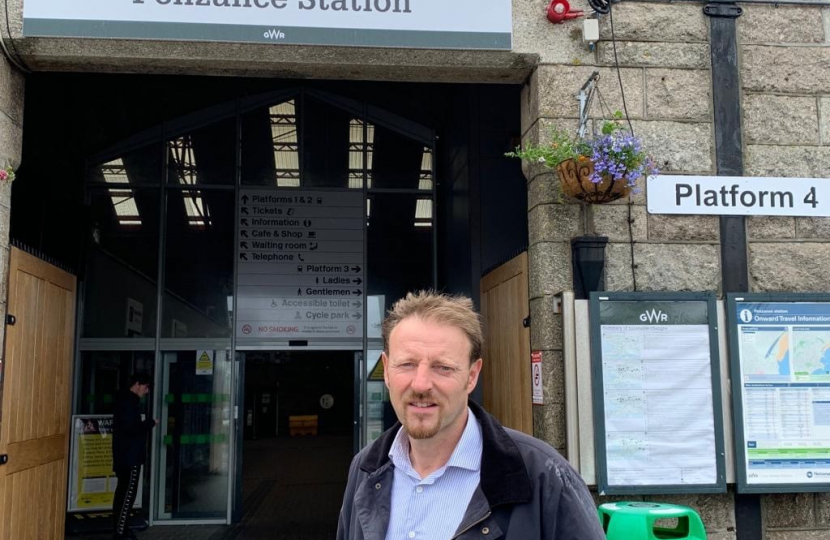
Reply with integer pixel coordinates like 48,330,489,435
337,291,605,540
112,372,158,540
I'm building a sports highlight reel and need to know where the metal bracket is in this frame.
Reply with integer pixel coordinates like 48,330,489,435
703,3,743,17
5,314,14,326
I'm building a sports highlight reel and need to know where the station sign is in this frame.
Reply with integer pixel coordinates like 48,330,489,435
647,175,830,217
235,189,365,341
22,0,511,50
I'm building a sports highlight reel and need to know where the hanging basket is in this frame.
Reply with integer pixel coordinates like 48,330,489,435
556,158,632,204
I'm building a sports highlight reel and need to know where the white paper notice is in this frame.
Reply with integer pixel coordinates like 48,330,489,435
600,324,717,487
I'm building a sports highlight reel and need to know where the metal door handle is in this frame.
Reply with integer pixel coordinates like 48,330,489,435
0,454,8,465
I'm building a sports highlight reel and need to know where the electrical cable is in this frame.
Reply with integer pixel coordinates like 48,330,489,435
1,0,32,74
606,1,638,290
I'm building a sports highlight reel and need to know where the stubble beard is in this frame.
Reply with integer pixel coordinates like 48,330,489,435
402,392,442,440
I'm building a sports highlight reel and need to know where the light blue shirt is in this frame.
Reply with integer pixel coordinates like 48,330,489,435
384,408,483,540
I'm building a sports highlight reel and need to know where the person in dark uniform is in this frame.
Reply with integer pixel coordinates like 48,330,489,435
112,372,157,540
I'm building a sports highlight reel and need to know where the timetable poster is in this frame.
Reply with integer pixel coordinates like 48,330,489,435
730,296,830,492
591,293,725,495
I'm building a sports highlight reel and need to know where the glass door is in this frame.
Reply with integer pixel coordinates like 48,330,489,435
156,350,232,522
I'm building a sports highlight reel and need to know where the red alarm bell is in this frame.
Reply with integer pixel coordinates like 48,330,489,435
546,0,584,23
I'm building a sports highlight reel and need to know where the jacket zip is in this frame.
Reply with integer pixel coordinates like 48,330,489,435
450,510,492,540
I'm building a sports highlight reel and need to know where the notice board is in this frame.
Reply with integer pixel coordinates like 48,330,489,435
727,293,830,493
67,415,144,511
590,292,726,495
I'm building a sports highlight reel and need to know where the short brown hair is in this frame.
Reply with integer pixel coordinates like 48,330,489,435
382,290,483,363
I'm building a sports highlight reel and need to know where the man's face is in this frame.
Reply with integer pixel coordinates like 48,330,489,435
383,316,482,441
132,382,151,398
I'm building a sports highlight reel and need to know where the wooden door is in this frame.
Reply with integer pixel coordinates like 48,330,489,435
0,247,77,539
480,252,532,435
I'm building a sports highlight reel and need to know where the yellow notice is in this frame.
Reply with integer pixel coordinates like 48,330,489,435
196,350,214,375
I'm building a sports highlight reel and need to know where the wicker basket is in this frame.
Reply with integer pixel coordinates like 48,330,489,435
556,158,632,204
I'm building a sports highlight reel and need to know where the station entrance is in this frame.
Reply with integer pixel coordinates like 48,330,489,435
10,73,528,537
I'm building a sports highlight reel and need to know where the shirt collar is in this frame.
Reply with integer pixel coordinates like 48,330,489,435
388,407,483,475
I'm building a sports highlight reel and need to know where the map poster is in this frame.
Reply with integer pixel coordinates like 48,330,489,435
590,292,726,495
67,415,143,511
728,294,830,493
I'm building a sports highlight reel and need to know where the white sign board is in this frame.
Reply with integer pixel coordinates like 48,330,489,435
23,0,511,50
731,299,830,491
531,351,544,405
126,298,143,336
647,175,830,217
236,189,365,341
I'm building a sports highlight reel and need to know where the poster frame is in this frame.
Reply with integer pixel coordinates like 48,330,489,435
67,414,144,512
727,292,830,494
590,291,727,495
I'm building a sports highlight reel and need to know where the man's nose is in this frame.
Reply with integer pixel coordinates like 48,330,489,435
410,364,433,393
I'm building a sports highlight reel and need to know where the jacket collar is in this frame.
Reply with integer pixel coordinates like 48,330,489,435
359,399,532,508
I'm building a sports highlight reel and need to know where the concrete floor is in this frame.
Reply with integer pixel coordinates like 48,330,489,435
67,436,352,540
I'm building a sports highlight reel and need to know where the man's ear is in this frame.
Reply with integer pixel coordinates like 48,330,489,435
381,352,390,389
467,358,483,393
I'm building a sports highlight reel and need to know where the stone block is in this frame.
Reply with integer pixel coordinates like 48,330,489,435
744,94,819,145
529,204,584,244
0,56,24,126
797,217,830,239
742,45,830,94
527,172,562,208
533,401,566,448
745,145,830,177
634,243,720,292
512,0,596,65
748,216,796,239
530,297,564,351
646,69,711,121
738,5,825,44
763,492,815,528
589,204,647,242
597,2,708,42
521,71,540,136
597,42,710,69
750,243,830,291
540,350,565,404
821,97,830,145
0,114,22,170
0,181,11,211
642,493,735,531
633,120,714,174
605,242,635,291
705,533,737,540
536,66,645,119
766,532,830,540
529,241,573,299
648,214,720,241
817,492,830,525
608,242,720,292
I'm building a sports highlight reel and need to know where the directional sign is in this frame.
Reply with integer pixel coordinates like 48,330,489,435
236,189,365,341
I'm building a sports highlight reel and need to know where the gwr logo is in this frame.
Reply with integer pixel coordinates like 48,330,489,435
639,309,668,323
263,29,286,40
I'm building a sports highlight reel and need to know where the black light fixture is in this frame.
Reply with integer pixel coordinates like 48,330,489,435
571,235,608,299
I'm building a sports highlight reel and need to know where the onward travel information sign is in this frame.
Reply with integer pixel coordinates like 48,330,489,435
22,0,511,49
648,175,830,217
590,293,726,495
236,189,364,341
729,296,830,492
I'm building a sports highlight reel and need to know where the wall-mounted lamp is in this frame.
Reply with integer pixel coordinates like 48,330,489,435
571,235,608,299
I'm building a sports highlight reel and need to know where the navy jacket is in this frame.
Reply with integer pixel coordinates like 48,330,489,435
337,400,606,540
112,390,155,471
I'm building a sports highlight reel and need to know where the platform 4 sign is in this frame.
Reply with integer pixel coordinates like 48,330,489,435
647,175,830,217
